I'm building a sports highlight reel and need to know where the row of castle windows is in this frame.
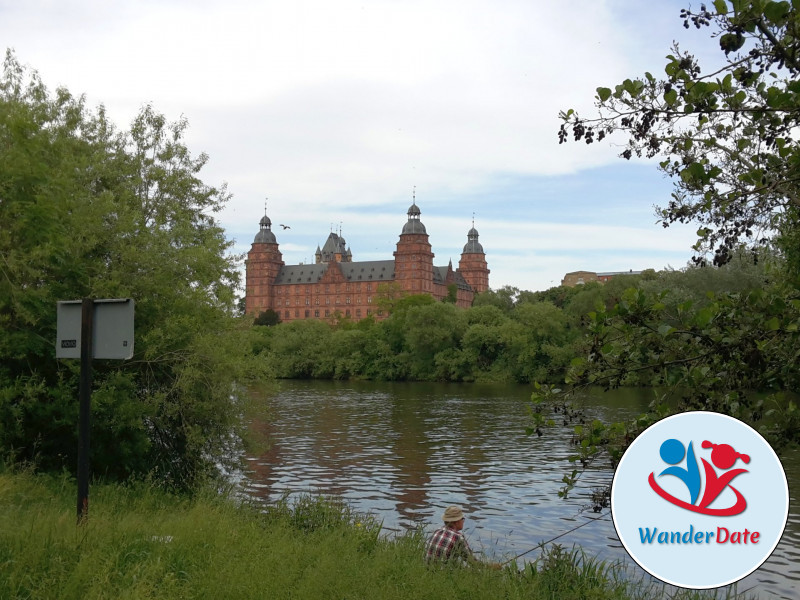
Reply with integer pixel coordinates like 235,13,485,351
283,308,380,319
281,296,372,306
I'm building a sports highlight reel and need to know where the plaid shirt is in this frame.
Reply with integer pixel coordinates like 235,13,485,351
424,525,474,564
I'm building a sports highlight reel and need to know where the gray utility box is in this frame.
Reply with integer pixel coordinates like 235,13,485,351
56,298,134,360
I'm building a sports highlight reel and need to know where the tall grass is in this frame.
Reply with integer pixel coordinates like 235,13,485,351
0,470,754,600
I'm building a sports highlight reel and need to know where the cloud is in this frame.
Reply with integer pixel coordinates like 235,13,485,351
2,0,708,292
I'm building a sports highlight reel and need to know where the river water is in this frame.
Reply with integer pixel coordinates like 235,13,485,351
242,380,799,599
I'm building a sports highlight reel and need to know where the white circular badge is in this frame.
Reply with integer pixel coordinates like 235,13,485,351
611,411,789,589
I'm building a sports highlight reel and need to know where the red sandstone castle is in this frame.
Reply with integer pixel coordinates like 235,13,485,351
245,202,489,321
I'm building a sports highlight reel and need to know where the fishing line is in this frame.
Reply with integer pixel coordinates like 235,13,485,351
500,510,611,566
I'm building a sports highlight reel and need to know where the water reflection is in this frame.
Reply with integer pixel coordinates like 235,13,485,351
243,380,798,600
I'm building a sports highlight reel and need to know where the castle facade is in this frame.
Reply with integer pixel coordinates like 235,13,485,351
245,202,489,321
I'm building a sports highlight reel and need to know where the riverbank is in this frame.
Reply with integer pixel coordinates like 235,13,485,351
0,471,747,600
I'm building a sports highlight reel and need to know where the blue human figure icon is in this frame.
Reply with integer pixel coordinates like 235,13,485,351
658,438,701,505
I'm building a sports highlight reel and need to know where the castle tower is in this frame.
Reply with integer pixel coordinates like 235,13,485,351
316,232,352,264
393,200,434,294
245,210,284,315
458,224,489,293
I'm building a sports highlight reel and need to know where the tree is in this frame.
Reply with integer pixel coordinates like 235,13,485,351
0,51,260,488
545,3,800,496
402,303,467,379
472,286,519,313
443,283,458,304
254,309,281,326
374,282,406,314
559,0,800,270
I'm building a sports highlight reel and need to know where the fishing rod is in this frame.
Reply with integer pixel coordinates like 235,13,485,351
499,510,610,566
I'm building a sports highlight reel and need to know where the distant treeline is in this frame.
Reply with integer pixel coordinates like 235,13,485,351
250,254,773,384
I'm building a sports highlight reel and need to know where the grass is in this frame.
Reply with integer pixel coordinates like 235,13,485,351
0,470,754,600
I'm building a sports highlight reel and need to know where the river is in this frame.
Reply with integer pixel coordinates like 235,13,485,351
242,380,799,599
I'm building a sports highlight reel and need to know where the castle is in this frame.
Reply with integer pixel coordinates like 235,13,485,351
245,202,489,321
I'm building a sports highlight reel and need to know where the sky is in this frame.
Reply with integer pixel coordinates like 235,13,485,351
0,0,723,292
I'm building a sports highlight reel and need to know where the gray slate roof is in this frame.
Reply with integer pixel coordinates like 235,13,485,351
340,260,396,281
254,214,277,243
254,228,277,244
273,263,328,284
318,232,350,262
433,266,472,290
273,260,396,284
462,227,484,254
401,219,427,234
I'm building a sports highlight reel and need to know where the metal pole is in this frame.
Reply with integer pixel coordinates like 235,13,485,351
77,297,93,524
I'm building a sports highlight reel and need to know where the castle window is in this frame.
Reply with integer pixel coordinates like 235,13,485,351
295,310,299,317
315,298,320,305
346,297,351,304
305,298,310,305
296,298,300,305
367,296,372,304
345,310,350,316
367,284,372,291
335,297,340,304
285,300,289,306
284,310,289,318
314,310,319,317
325,309,330,316
367,309,371,316
356,309,361,317
305,310,310,317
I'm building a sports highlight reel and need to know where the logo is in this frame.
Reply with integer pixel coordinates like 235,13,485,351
611,411,788,589
648,439,750,516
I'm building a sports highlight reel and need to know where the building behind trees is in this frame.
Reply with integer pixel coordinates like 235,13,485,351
245,202,490,321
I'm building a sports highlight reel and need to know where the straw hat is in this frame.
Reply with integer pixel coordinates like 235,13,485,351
442,505,465,523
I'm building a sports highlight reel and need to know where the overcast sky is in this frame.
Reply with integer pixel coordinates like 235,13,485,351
1,0,722,292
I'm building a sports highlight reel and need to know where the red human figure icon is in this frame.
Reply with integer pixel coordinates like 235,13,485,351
698,441,750,512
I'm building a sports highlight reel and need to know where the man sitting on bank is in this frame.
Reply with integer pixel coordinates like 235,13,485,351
425,505,501,568
424,505,475,565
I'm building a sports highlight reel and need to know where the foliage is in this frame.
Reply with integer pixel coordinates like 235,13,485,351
0,51,262,488
559,0,800,271
549,1,800,497
472,285,519,312
0,471,732,600
374,281,407,314
252,255,792,390
253,309,281,326
532,268,800,497
253,291,583,383
444,283,458,304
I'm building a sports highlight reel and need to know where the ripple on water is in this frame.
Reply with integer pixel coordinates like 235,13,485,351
244,381,800,600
